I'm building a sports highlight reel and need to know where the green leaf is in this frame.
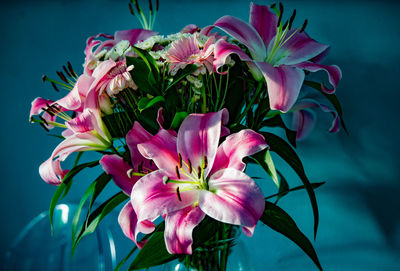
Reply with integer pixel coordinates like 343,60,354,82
275,170,290,203
265,182,325,201
49,160,99,232
261,115,297,148
303,80,348,134
129,217,219,270
260,201,323,271
126,56,158,95
251,149,279,187
261,132,320,239
114,247,138,271
137,96,165,113
71,173,111,243
72,192,128,254
169,112,188,130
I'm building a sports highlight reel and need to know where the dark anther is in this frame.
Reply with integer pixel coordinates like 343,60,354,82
149,159,153,166
156,0,159,11
40,122,50,132
175,166,181,179
178,153,183,168
42,107,54,117
56,71,68,84
133,0,141,13
62,65,72,77
38,115,49,125
129,3,135,15
187,159,192,174
197,166,201,179
203,156,208,169
300,19,308,33
270,3,276,9
42,75,47,83
288,9,296,29
176,187,182,201
148,0,153,14
67,61,77,77
51,82,60,92
277,2,284,27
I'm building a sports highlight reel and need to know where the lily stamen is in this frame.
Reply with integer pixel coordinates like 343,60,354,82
300,19,308,33
176,187,182,201
175,166,181,179
178,153,183,168
187,158,192,174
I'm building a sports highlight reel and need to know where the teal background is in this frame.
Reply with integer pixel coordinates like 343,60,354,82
1,0,399,269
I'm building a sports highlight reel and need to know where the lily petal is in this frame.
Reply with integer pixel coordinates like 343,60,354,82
164,206,205,254
131,170,199,223
213,39,252,74
100,155,137,195
199,168,264,235
293,109,316,141
249,3,277,47
177,109,228,177
294,62,342,94
118,202,155,248
255,62,305,112
114,29,157,46
214,15,267,61
137,129,179,177
278,31,329,66
210,129,268,175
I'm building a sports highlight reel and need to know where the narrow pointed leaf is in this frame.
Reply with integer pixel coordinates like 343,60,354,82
265,182,325,200
275,170,290,203
72,192,128,254
251,149,279,187
260,201,323,271
260,132,319,239
49,160,99,231
169,112,188,130
137,96,165,113
261,115,297,147
71,173,111,242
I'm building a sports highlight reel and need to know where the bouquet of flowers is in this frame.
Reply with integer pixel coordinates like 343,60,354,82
30,1,344,270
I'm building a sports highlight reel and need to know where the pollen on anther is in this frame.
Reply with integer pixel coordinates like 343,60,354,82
197,166,201,179
203,156,208,169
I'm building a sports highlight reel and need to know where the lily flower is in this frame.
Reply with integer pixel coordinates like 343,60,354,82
290,98,340,140
213,2,342,112
130,109,267,254
39,91,112,185
165,34,215,75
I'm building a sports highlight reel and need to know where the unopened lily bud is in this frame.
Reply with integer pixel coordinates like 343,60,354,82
99,94,113,115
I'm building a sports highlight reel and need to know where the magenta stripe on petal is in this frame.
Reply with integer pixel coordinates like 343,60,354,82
164,206,205,254
210,129,268,175
177,109,228,178
249,3,277,47
214,15,267,60
100,155,137,195
280,31,329,66
214,39,252,74
199,168,264,230
255,62,305,112
130,170,199,223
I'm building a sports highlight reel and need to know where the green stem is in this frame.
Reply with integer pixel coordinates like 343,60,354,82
233,81,263,126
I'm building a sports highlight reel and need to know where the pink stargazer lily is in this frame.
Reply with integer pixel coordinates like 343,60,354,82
290,99,340,140
130,109,267,254
39,90,112,185
212,2,342,112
